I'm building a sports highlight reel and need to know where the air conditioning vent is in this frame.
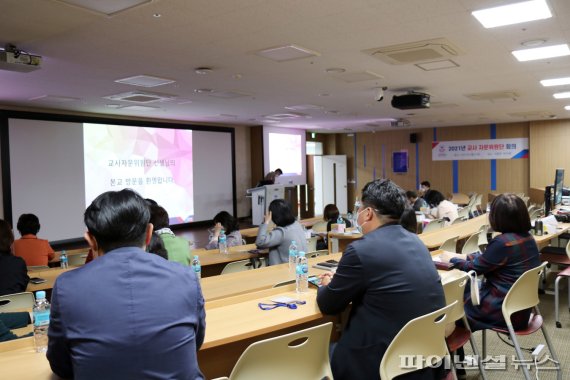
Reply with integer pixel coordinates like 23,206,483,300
363,38,463,65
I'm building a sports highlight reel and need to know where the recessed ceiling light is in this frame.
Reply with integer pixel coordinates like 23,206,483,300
565,105,570,111
194,67,213,75
194,88,214,93
553,92,570,99
472,0,552,28
521,39,547,47
540,77,570,87
153,13,161,18
325,67,346,74
512,44,570,62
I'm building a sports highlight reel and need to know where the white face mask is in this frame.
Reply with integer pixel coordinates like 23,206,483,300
355,208,369,233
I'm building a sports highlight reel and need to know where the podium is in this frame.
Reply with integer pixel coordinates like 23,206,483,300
247,185,285,226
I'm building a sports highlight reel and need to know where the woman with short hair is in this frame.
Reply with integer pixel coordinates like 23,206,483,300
255,199,308,265
441,193,540,331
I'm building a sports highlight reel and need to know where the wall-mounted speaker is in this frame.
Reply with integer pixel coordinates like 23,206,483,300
410,133,418,144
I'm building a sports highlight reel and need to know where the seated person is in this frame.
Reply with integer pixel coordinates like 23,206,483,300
47,189,205,379
406,190,428,212
419,180,431,197
0,219,29,296
146,233,169,260
13,214,55,267
440,193,541,331
0,312,32,342
424,190,458,224
255,199,308,265
399,207,418,234
323,204,352,232
205,211,243,250
149,205,191,266
316,179,445,380
316,204,352,250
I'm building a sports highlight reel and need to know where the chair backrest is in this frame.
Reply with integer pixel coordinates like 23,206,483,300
228,322,333,380
306,236,318,253
380,302,456,380
462,233,481,255
477,227,489,247
566,240,570,260
0,292,35,312
439,236,458,253
521,196,530,207
451,217,467,225
442,273,469,323
501,262,547,327
422,219,445,233
474,194,483,207
457,207,470,219
67,254,87,266
529,209,542,221
221,259,253,275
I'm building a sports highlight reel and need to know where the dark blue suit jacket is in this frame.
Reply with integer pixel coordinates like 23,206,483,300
317,223,445,380
47,247,205,380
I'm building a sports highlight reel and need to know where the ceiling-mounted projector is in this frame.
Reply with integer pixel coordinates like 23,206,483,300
0,50,42,73
391,92,430,110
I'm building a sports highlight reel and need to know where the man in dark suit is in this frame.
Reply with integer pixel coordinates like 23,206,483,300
317,179,445,380
47,189,205,380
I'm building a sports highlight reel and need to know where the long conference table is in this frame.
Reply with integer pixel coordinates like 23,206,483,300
1,250,466,380
10,216,570,379
328,214,570,253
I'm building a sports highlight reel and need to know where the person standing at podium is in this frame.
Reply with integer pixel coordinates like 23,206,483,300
255,199,307,265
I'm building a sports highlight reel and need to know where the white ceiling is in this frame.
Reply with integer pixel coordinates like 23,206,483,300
1,0,570,132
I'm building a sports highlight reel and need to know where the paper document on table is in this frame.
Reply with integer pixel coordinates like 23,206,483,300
432,254,442,262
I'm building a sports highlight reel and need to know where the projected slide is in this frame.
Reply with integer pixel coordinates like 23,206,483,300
268,132,302,175
83,123,194,223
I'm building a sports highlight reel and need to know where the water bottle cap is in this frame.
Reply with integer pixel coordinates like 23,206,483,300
298,251,306,256
36,291,46,299
193,255,199,259
291,240,296,244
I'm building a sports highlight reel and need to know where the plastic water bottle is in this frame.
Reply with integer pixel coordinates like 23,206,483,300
296,251,309,293
218,229,228,254
33,291,50,353
353,197,361,225
60,250,68,269
191,255,201,280
288,240,298,273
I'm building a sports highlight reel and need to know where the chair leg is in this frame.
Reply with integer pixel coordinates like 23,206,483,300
506,325,532,380
555,276,562,328
536,306,562,380
481,329,487,360
463,317,488,380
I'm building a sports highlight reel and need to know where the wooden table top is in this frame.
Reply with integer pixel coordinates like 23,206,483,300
2,257,461,380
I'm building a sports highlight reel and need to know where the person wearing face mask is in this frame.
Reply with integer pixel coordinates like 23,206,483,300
316,179,445,380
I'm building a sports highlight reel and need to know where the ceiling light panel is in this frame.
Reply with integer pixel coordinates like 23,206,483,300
540,77,570,87
565,106,570,110
115,75,176,88
512,44,570,62
472,0,552,28
553,92,570,99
